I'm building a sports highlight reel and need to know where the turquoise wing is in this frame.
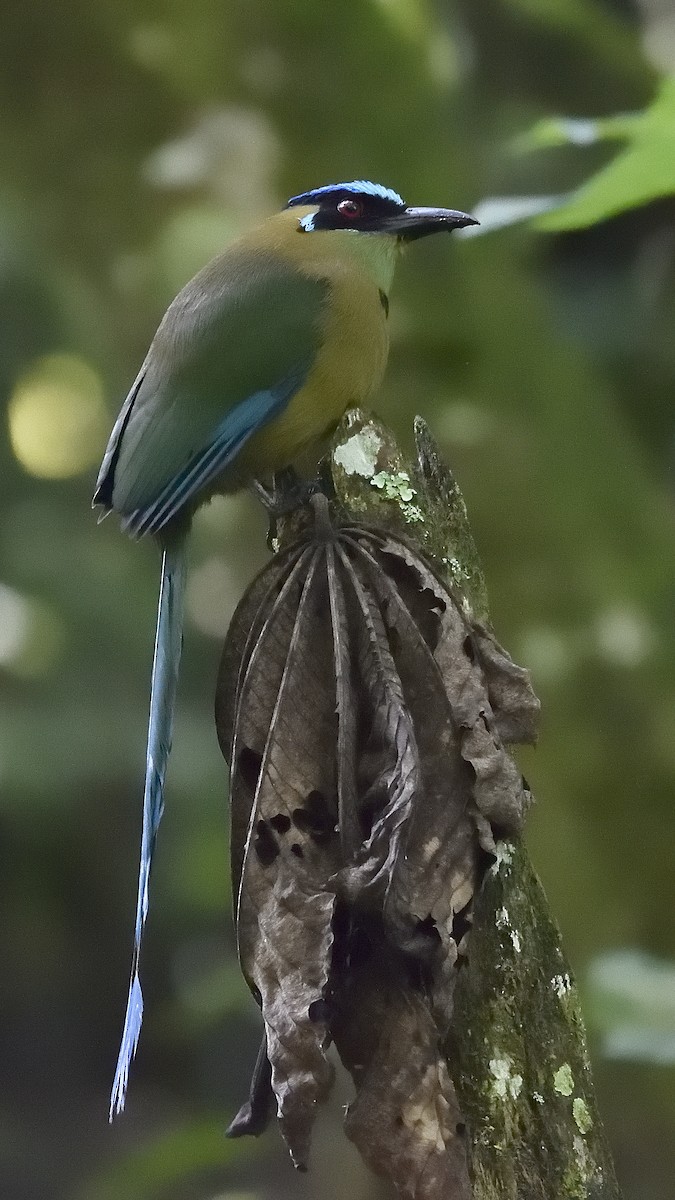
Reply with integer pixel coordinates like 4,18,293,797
95,249,326,535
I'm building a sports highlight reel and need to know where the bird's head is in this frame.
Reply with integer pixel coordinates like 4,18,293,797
285,180,477,241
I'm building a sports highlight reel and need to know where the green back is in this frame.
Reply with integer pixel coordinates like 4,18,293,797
97,248,325,516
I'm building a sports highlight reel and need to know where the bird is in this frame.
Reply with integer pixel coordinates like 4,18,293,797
94,179,477,1119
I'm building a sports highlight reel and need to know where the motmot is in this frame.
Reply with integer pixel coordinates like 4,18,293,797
95,180,476,1118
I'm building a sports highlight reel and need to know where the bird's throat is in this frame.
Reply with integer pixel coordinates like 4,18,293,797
335,230,399,295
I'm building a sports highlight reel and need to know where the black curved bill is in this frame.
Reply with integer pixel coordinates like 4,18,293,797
381,206,479,240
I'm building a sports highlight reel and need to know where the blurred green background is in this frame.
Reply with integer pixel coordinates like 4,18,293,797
1,0,674,1197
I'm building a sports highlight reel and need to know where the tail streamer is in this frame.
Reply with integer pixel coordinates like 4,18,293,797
110,538,188,1119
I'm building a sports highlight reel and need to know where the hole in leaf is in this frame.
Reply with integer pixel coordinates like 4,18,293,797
490,824,510,844
420,586,445,614
452,899,473,943
237,746,262,791
462,634,476,662
377,551,445,646
308,999,330,1022
306,789,331,822
253,819,279,867
293,790,334,842
358,792,385,840
416,914,442,947
477,842,497,878
290,843,304,858
270,813,291,834
386,624,401,658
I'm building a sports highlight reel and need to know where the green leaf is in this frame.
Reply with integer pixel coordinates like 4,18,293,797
80,1119,252,1200
457,194,571,236
586,950,675,1066
537,136,675,229
516,113,640,152
530,77,675,229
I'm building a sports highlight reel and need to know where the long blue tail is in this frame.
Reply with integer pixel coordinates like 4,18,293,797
110,537,188,1119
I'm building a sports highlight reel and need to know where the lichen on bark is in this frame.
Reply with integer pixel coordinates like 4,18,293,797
326,410,622,1199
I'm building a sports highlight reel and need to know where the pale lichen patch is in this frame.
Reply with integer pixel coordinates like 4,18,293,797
573,1097,593,1135
489,1056,523,1101
333,428,383,477
443,554,470,588
423,835,441,861
571,1132,604,1190
490,842,514,876
532,1091,545,1105
553,1063,574,1096
495,906,521,953
370,470,424,523
552,973,572,999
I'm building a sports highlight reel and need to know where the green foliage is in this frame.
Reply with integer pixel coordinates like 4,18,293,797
502,0,648,85
530,76,675,228
0,0,674,1198
586,951,675,1066
81,1120,252,1200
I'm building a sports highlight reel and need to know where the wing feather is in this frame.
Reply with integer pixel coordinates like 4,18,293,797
95,249,326,532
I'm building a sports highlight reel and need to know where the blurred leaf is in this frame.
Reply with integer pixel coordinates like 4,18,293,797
586,950,675,1065
81,1119,250,1200
458,194,571,236
501,0,650,84
176,959,249,1031
529,77,675,229
517,114,640,151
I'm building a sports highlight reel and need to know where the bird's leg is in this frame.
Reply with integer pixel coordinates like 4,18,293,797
249,466,320,516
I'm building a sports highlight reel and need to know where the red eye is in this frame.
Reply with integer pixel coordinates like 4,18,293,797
337,198,363,218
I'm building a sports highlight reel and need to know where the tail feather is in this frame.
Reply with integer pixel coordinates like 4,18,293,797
110,538,188,1120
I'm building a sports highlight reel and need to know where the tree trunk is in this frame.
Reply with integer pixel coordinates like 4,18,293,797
226,407,622,1199
325,409,622,1199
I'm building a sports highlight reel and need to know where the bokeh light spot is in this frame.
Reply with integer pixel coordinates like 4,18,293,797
0,582,64,675
0,582,30,665
8,353,108,479
594,605,655,667
186,555,239,639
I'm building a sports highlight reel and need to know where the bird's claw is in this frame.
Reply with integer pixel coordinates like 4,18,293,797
250,467,320,517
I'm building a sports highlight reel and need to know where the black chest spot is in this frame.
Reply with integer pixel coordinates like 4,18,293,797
379,289,389,318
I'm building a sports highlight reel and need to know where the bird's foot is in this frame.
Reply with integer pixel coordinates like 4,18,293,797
250,467,323,517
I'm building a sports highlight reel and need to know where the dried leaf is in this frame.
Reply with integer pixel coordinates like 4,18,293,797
216,543,308,763
343,535,477,1001
471,623,540,746
222,547,314,900
231,551,341,1166
332,942,471,1200
243,866,335,1168
226,1035,273,1138
334,540,421,913
216,495,540,1191
373,535,534,837
325,543,361,859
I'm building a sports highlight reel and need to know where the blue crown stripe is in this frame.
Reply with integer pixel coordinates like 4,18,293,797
287,180,406,209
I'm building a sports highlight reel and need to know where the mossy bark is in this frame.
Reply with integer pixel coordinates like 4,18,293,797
273,408,622,1199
